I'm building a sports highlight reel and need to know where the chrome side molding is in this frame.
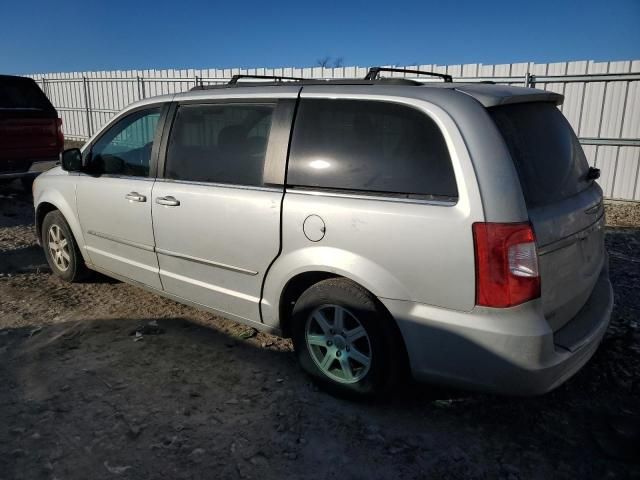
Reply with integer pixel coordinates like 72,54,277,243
155,248,258,276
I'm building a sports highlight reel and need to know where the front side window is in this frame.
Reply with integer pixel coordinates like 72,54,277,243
90,108,161,177
287,99,457,199
165,103,275,186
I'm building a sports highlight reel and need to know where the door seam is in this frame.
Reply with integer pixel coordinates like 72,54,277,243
258,89,303,324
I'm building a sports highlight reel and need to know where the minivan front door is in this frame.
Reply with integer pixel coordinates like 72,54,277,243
76,107,165,289
151,100,295,323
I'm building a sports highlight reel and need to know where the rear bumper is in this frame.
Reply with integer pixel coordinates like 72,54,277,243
382,265,613,395
0,159,58,180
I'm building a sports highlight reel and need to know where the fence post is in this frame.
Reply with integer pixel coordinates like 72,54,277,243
137,75,146,99
82,77,93,138
524,72,536,88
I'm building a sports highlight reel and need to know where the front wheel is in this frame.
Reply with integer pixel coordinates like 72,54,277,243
41,210,89,282
291,278,406,398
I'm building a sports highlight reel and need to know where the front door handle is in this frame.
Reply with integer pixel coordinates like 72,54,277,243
156,196,180,207
125,192,147,202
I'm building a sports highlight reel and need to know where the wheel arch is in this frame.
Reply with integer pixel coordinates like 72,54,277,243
35,194,88,262
35,202,58,241
278,271,337,338
278,271,411,380
262,246,411,328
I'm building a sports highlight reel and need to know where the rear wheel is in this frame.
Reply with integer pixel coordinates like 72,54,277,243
42,210,89,282
291,278,405,398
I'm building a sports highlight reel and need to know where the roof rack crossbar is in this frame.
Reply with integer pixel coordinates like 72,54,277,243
365,67,453,83
228,74,305,85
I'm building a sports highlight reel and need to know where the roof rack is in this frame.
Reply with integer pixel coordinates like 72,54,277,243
365,67,453,83
228,74,304,85
187,69,454,91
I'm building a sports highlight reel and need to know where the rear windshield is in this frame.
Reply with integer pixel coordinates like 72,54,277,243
0,76,55,111
489,102,590,208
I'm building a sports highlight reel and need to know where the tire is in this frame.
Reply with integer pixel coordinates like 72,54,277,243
41,210,89,282
291,278,406,398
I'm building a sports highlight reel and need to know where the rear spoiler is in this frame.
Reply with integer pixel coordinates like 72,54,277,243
454,84,564,107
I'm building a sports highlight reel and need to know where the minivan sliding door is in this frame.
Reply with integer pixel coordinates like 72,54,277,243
152,99,295,323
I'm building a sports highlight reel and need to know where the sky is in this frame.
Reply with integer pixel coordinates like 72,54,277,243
2,0,639,74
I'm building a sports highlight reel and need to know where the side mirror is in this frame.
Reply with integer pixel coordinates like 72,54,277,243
61,148,83,172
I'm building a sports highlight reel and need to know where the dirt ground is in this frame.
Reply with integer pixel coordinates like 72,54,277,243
1,180,639,480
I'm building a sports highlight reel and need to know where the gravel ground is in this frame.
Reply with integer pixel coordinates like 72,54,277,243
1,180,639,480
605,200,640,228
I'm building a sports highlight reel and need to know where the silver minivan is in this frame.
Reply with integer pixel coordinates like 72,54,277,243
33,68,613,397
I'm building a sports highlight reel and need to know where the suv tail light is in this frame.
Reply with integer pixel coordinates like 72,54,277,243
473,222,540,308
56,118,64,152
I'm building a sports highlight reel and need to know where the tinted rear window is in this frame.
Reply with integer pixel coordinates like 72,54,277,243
288,99,457,199
0,77,54,111
489,103,590,208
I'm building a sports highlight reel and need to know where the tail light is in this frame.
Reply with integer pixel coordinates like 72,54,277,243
473,222,540,308
56,118,64,152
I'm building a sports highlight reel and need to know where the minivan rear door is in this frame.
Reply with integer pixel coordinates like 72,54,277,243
490,103,605,332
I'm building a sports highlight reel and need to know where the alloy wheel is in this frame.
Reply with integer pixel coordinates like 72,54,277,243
305,304,372,384
48,224,71,272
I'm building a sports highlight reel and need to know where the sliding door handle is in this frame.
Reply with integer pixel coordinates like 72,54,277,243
156,196,180,207
125,192,147,202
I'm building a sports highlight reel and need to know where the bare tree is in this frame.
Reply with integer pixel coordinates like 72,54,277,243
316,56,332,68
333,57,344,68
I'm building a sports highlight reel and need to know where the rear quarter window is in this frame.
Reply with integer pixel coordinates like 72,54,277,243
287,99,458,199
489,102,590,208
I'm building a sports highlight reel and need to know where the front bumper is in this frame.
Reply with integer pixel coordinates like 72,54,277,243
381,266,613,395
0,159,58,180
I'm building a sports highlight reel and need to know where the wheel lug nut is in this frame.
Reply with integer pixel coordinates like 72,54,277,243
346,346,350,352
336,351,341,357
327,340,333,346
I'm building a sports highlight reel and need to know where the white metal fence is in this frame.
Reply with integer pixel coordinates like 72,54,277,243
28,59,640,201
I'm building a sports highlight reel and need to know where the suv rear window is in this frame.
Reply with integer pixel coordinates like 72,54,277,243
489,102,590,208
287,99,457,199
0,76,54,111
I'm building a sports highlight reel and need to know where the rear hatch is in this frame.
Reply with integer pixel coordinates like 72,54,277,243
0,76,61,173
489,102,605,333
